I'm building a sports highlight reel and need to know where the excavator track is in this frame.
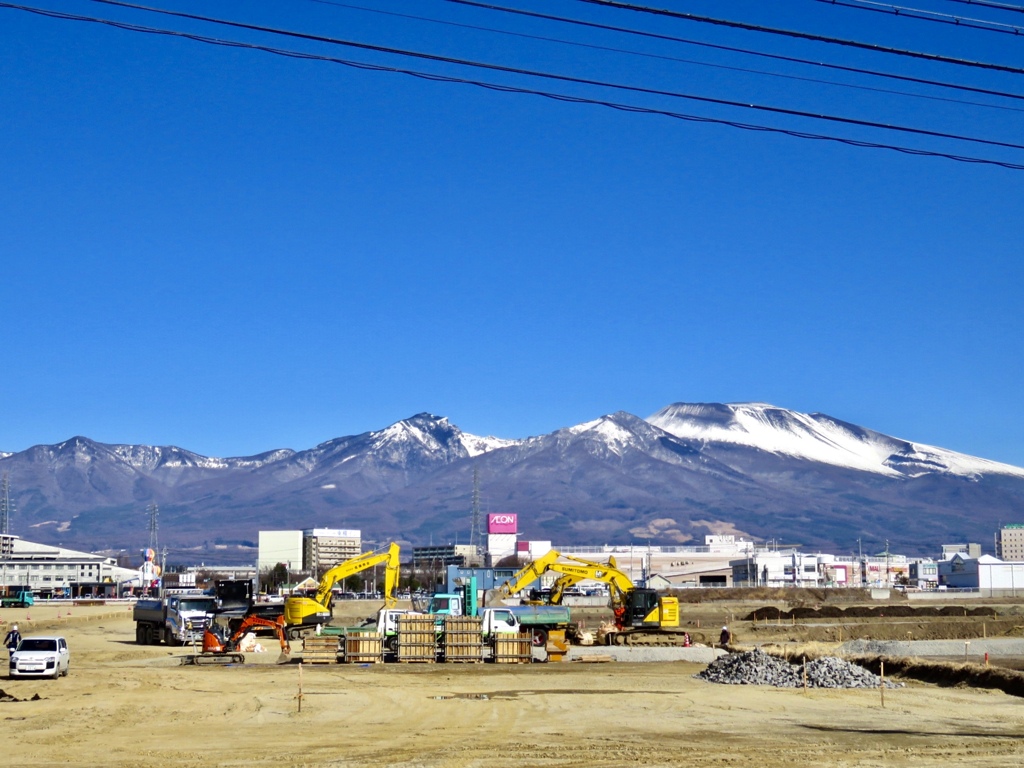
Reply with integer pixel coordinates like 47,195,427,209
182,652,246,665
605,631,706,647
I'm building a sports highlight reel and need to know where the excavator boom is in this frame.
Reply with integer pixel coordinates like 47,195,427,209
284,543,401,633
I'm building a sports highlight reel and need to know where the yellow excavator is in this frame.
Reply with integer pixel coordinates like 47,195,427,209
283,542,400,638
489,549,682,645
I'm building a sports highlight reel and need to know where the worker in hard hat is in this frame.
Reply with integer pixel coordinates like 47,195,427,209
4,624,21,652
719,625,731,648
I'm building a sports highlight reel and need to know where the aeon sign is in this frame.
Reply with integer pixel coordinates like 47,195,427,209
487,513,518,534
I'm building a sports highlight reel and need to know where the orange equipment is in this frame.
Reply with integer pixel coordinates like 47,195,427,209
193,614,291,665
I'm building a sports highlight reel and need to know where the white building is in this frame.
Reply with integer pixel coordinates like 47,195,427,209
939,554,1024,593
257,530,304,574
0,534,139,597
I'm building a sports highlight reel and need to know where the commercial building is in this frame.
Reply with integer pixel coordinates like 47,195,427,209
302,528,361,575
997,525,1024,561
0,534,139,597
412,544,481,568
258,528,362,576
941,543,982,559
484,513,519,563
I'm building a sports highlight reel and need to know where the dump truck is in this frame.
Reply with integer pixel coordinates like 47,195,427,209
133,591,217,645
1,588,34,608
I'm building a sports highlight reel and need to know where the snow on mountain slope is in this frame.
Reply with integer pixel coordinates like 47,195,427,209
459,432,519,457
648,402,1024,479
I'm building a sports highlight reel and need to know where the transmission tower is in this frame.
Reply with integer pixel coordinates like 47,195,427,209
0,473,13,537
147,503,160,554
469,468,482,551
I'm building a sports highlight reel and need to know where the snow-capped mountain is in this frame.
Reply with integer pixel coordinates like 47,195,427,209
647,403,1024,480
1,403,1022,558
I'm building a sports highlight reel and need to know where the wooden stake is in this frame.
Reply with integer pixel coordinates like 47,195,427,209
983,622,987,639
880,661,885,708
802,658,808,693
297,662,304,713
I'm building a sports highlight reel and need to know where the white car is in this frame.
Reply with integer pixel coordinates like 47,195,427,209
9,636,70,679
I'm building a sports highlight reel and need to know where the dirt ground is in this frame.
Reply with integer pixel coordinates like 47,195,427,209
2,604,1024,767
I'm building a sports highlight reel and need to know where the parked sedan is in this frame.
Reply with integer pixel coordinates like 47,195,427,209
9,636,70,679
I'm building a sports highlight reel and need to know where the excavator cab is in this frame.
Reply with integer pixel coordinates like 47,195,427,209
622,588,661,628
619,588,680,630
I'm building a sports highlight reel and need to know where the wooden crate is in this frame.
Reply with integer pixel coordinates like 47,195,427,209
492,632,533,664
397,614,439,663
443,616,483,663
343,631,383,664
302,635,340,664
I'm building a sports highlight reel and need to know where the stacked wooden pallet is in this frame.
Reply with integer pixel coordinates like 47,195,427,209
492,632,533,664
397,614,438,663
343,631,383,664
302,635,340,664
443,616,483,663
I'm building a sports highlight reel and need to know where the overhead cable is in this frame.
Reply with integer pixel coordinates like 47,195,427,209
299,0,1023,112
571,0,1024,74
936,0,1024,13
64,0,1024,152
1,2,1021,169
809,0,1024,34
435,0,1024,104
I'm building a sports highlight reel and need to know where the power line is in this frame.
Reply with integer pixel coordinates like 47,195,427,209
809,0,1024,34
62,1,1024,153
571,0,1024,74
935,0,1024,13
2,2,1022,169
436,0,1024,104
298,0,1024,112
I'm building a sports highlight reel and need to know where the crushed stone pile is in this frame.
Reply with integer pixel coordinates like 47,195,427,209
696,648,903,689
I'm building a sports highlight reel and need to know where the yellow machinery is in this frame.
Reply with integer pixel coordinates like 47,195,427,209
490,550,680,641
283,542,400,637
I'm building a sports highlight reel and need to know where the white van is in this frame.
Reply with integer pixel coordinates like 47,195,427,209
9,636,70,679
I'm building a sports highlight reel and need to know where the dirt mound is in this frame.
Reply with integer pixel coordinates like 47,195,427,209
0,689,42,703
745,605,998,621
674,587,877,604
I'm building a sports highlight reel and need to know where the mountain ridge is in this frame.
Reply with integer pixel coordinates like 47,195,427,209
1,403,1021,558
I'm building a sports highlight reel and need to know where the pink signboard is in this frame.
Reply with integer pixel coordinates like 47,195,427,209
487,513,518,534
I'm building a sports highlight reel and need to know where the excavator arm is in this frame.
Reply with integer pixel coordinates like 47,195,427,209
284,543,401,631
491,549,565,602
227,614,291,655
313,542,401,608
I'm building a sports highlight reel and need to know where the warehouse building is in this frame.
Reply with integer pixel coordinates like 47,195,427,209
0,534,139,597
938,553,1024,595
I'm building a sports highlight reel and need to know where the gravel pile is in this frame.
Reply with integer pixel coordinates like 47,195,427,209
696,648,902,688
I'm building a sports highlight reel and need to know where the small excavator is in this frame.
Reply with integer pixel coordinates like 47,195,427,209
185,613,292,665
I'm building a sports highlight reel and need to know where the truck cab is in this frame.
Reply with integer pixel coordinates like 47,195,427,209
426,593,463,616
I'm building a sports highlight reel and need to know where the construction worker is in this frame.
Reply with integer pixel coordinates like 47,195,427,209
4,624,21,652
719,625,731,648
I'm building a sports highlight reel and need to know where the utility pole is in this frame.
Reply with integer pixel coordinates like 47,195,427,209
857,538,863,586
885,539,891,587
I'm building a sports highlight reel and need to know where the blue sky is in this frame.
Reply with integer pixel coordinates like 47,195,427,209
1,0,1022,465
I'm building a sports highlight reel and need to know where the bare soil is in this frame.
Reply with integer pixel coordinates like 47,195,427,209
2,603,1024,766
